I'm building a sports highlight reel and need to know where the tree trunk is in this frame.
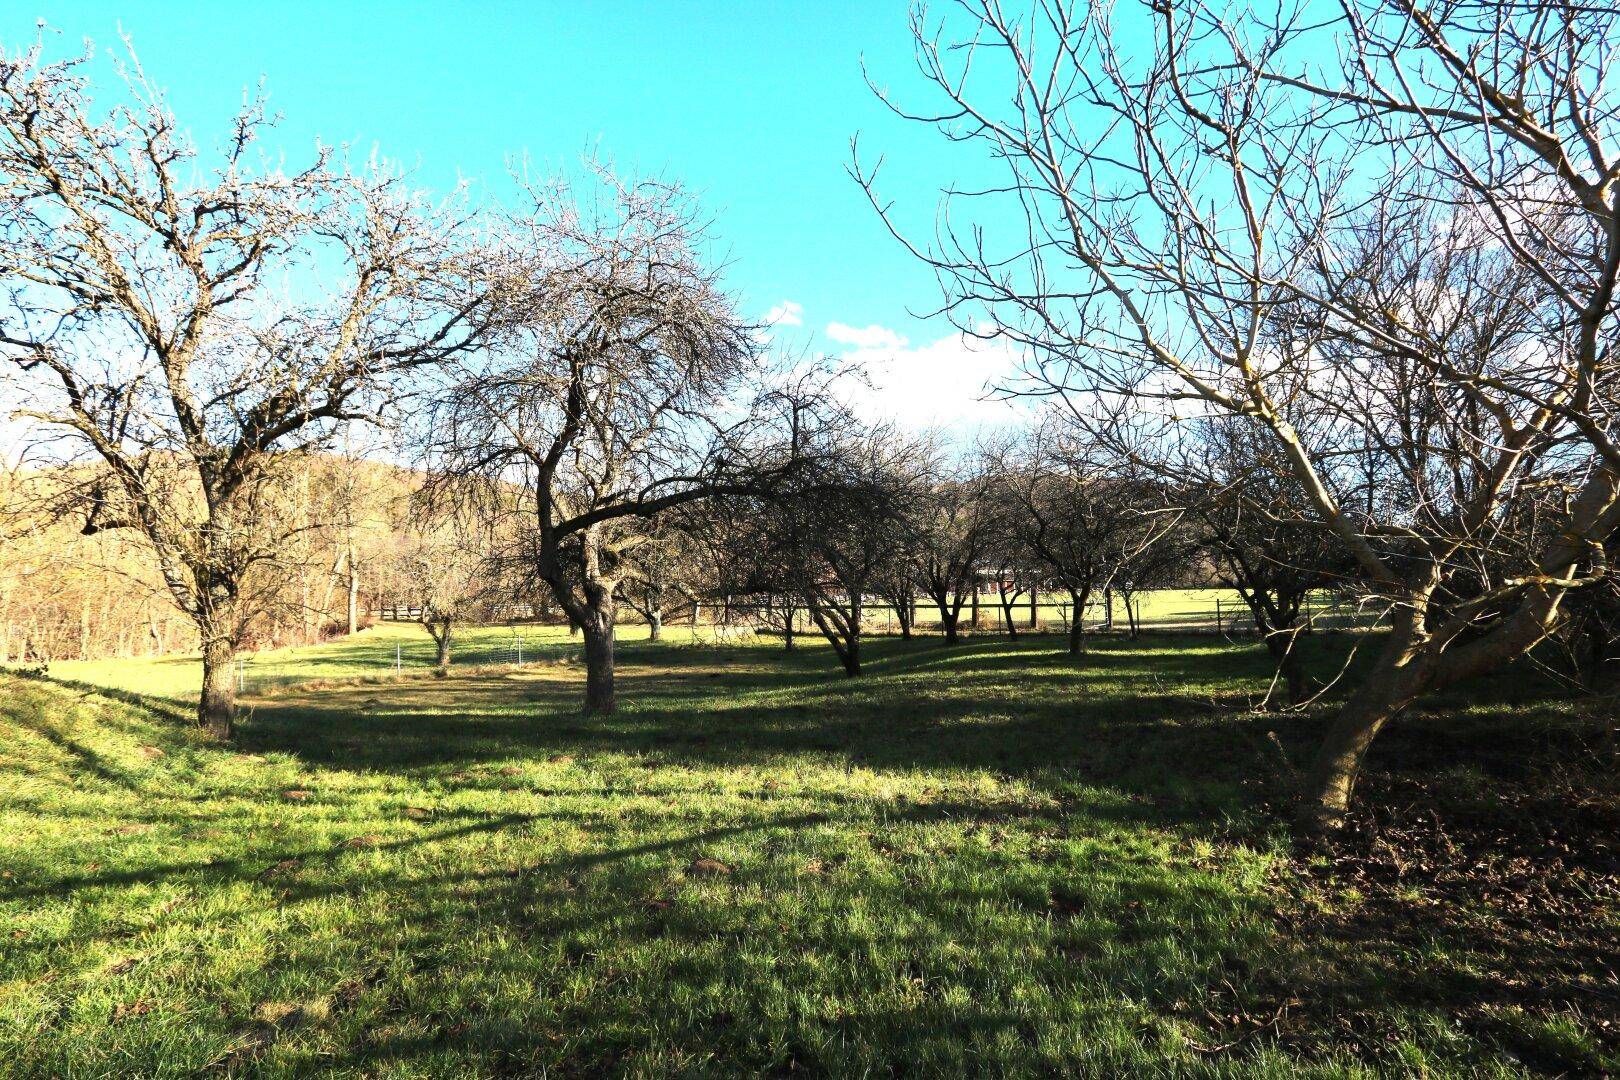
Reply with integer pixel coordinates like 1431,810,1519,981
648,608,663,641
939,602,960,644
1261,629,1311,706
1029,589,1039,629
435,621,452,672
970,585,980,628
1297,632,1430,834
198,633,236,739
347,565,359,636
841,600,862,675
1280,644,1309,706
1066,589,1088,656
1103,587,1115,631
580,602,617,715
783,599,796,651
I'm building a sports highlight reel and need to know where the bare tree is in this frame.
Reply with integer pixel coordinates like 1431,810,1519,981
1189,419,1348,705
861,0,1620,831
1111,510,1194,641
424,166,791,713
912,454,997,645
873,544,922,640
995,419,1179,656
0,39,491,735
747,418,918,677
621,518,702,642
389,498,496,673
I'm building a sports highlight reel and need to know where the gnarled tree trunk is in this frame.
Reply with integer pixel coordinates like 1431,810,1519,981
435,619,452,671
1297,619,1433,834
198,632,236,740
580,593,617,714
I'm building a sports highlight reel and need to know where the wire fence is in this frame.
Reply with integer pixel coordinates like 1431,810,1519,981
229,627,576,696
706,590,1371,639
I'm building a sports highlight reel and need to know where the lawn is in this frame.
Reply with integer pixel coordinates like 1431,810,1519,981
43,587,1369,703
2,629,1613,1076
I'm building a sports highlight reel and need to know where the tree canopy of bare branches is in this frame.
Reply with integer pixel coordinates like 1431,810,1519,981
422,166,796,713
0,38,493,735
861,0,1620,830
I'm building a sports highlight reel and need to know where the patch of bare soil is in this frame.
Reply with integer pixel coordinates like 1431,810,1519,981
1258,710,1620,1073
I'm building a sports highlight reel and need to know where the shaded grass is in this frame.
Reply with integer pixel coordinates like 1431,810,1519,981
1,631,1612,1076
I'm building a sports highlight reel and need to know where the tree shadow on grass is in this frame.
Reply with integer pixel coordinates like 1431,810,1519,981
14,635,1605,1075
27,792,1265,1074
240,635,1295,773
44,677,193,724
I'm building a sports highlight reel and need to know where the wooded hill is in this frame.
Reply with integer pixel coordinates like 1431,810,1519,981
0,453,428,662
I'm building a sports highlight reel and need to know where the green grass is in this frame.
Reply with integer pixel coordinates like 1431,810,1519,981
44,587,1365,703
45,622,584,701
2,629,1610,1076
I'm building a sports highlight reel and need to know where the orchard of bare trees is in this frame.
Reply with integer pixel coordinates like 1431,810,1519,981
4,4,1619,1073
4,0,1618,831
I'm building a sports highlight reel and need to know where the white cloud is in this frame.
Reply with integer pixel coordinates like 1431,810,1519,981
761,300,803,328
825,321,909,350
828,322,1029,432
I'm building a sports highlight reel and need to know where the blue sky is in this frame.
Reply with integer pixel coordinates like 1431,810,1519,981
7,1,1031,429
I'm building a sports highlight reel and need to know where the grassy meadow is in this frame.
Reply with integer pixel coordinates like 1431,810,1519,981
2,621,1614,1076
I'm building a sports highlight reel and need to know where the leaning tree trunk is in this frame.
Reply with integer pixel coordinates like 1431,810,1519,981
1000,593,1020,640
198,631,236,740
805,599,860,676
1297,627,1431,834
836,600,862,676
